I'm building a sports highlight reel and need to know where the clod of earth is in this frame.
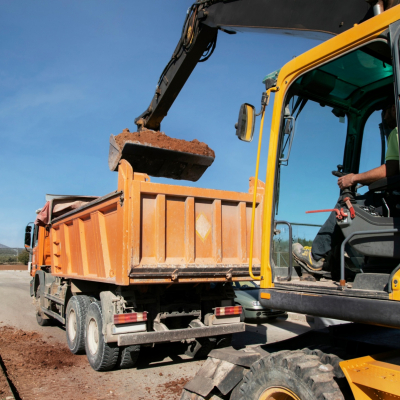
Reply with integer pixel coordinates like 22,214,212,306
114,128,215,158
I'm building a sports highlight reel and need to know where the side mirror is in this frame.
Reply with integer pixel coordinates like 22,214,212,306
24,224,33,249
235,103,256,142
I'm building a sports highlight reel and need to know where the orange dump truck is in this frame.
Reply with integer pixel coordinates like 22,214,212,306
26,160,264,371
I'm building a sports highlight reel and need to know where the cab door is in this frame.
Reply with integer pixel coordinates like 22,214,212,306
390,20,400,167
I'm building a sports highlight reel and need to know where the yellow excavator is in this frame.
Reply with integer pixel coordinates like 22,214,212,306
112,1,400,398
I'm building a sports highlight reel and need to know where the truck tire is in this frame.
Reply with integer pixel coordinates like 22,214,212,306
36,311,50,326
35,285,50,326
85,301,119,371
66,295,91,354
118,345,140,369
239,350,345,400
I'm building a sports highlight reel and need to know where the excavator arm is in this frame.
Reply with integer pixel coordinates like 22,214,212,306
135,0,398,131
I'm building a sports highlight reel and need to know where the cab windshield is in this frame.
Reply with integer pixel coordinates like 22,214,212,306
273,39,394,268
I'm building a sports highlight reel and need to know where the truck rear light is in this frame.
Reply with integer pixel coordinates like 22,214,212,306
214,306,242,316
113,312,147,325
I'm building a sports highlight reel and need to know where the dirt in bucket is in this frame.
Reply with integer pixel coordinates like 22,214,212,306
114,129,215,158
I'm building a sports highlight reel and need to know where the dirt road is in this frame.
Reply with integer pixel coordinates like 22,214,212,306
0,271,311,400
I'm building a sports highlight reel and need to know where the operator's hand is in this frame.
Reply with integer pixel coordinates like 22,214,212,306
338,173,355,189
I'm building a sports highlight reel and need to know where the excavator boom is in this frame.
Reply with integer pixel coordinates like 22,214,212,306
135,0,397,132
110,0,399,181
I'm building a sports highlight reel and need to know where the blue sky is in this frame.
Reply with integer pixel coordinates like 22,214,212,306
0,1,349,247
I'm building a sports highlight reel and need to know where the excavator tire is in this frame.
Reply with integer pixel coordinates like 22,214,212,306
238,349,345,400
302,347,345,378
302,347,355,400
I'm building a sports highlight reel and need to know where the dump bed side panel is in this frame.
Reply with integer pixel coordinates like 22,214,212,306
51,193,121,284
128,175,263,283
50,161,263,285
136,187,262,265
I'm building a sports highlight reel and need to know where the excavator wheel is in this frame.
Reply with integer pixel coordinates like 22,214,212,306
302,347,355,400
238,349,345,400
302,347,345,378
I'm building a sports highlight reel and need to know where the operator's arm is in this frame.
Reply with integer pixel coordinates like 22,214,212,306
338,161,399,189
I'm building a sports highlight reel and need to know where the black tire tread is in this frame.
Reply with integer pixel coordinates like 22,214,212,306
36,311,50,326
66,295,91,354
239,349,344,400
302,347,345,378
35,284,50,326
119,345,140,369
85,301,119,371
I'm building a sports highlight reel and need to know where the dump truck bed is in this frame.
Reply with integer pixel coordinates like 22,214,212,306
49,160,263,285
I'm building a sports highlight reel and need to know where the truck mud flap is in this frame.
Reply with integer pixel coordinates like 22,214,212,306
118,322,245,346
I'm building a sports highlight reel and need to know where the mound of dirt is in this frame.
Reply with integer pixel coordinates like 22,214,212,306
114,129,215,158
0,326,79,371
0,366,13,399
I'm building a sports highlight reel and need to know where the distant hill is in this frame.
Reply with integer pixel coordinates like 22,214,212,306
0,243,9,249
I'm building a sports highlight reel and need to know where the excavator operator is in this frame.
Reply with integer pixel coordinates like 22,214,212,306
292,99,399,274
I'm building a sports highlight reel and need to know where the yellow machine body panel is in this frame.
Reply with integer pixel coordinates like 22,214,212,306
340,351,400,399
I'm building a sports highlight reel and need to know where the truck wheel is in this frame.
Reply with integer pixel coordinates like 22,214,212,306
66,295,91,354
36,311,50,326
118,345,140,369
85,301,119,371
239,350,344,400
35,285,50,326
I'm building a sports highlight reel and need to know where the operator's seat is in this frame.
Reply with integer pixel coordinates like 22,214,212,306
338,176,400,259
368,174,400,192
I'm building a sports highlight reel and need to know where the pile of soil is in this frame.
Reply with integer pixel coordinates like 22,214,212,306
0,326,79,371
0,326,195,400
0,365,13,399
114,129,215,158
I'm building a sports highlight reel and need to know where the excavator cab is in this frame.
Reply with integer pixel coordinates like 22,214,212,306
256,20,400,329
274,39,399,278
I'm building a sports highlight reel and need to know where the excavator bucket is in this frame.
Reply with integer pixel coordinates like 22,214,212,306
108,134,215,181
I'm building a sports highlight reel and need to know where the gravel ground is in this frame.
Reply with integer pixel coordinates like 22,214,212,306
0,271,311,400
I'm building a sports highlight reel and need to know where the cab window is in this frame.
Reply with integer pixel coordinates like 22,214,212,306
274,40,393,262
